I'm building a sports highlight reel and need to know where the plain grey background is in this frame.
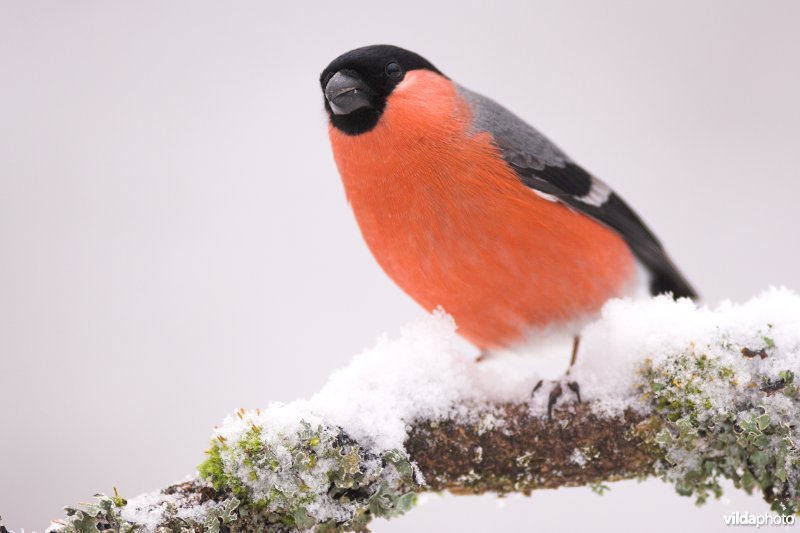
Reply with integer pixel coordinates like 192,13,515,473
2,1,799,531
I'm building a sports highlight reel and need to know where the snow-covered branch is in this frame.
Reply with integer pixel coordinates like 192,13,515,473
44,289,800,532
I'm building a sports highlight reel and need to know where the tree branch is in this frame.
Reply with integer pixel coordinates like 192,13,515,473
39,291,800,532
49,398,661,533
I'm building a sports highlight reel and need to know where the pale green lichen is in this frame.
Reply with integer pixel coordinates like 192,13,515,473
515,451,536,468
196,419,419,531
641,337,800,514
51,419,418,533
590,482,611,495
55,494,136,533
52,493,241,533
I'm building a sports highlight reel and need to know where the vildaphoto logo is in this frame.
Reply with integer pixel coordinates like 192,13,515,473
724,511,795,527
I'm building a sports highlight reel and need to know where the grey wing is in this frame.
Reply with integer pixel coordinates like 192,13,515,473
457,84,697,299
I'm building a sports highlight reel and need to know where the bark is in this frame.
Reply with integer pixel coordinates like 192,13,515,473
407,402,656,494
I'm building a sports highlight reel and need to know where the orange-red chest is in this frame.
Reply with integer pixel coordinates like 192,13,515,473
329,71,636,349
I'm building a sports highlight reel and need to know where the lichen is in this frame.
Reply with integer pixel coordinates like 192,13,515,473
50,494,136,533
194,418,419,531
590,482,611,495
48,491,242,533
48,418,419,533
641,337,800,514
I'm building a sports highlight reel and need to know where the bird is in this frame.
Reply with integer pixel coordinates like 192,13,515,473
320,45,697,412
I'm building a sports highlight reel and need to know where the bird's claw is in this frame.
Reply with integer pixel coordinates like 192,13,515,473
567,381,581,403
548,383,563,420
531,379,582,421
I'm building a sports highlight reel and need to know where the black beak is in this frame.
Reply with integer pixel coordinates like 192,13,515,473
325,71,372,115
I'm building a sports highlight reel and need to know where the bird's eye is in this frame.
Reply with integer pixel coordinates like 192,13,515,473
385,62,403,80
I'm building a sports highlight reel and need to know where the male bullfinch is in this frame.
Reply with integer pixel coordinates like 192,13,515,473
320,45,697,379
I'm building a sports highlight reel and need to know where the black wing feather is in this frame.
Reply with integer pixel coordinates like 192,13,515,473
458,84,698,299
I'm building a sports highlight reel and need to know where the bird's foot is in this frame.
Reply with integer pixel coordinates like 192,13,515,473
567,381,581,403
531,379,582,420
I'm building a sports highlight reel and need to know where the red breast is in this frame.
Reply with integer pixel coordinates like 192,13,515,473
329,70,636,349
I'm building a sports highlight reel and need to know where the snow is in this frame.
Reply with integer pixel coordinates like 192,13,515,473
218,287,800,456
217,308,537,452
570,448,588,467
120,488,213,528
576,286,800,414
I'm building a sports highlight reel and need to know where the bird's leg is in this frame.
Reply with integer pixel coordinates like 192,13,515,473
568,335,580,372
533,380,563,421
566,335,581,403
532,336,582,420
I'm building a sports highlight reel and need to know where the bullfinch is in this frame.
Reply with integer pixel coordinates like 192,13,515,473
320,45,697,378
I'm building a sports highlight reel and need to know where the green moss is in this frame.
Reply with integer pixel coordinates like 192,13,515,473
199,442,228,491
111,487,127,508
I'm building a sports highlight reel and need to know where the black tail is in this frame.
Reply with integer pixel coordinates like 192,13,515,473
648,254,698,299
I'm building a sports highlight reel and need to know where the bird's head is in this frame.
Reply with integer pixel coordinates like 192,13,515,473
320,45,443,136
